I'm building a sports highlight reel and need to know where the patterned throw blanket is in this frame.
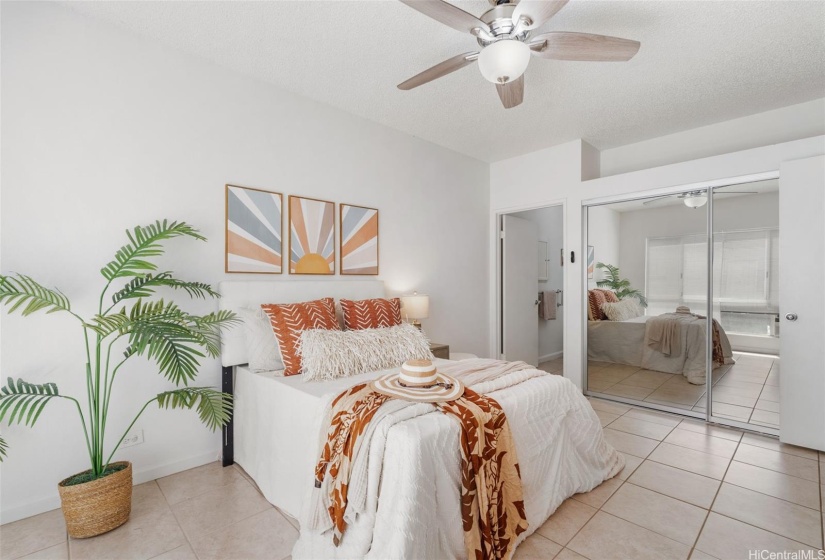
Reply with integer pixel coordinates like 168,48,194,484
314,382,529,560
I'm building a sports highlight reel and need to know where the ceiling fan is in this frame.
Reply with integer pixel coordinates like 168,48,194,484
396,0,641,109
642,190,759,209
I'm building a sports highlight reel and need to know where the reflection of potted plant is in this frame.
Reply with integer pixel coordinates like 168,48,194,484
595,262,648,307
0,220,237,538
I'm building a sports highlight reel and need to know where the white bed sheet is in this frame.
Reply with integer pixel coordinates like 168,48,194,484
233,360,453,518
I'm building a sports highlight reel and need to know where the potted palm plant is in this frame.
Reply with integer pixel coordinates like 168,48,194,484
0,220,237,538
595,262,648,306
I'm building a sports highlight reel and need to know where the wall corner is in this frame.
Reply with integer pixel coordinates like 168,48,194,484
581,140,601,181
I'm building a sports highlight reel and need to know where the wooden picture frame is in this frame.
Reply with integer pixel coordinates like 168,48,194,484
225,184,283,274
288,195,335,275
339,204,379,275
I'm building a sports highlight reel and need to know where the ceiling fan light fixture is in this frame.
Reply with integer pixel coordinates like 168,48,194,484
478,39,530,84
683,194,708,208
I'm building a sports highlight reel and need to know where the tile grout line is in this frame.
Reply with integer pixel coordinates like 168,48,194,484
686,426,743,559
162,478,204,560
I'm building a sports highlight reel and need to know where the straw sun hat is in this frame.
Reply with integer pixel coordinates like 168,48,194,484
369,359,464,403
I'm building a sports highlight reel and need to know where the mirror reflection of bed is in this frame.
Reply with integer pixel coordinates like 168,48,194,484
585,179,780,430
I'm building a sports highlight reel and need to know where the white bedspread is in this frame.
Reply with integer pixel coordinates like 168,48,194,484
292,359,623,560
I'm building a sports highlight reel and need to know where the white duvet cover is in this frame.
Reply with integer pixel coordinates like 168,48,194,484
235,359,622,560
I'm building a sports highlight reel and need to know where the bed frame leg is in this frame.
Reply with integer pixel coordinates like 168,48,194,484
222,365,234,467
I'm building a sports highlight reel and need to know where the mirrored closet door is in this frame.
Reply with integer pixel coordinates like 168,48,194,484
707,181,780,431
584,159,825,447
584,191,709,420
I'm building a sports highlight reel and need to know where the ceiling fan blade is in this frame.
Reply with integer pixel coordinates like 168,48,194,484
496,75,524,109
397,0,490,35
512,0,568,31
642,196,672,206
530,32,640,61
397,52,479,90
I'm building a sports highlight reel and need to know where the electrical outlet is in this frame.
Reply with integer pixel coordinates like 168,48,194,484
121,429,144,448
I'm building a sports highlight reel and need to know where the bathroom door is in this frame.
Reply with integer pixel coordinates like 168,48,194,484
779,155,825,451
502,215,539,366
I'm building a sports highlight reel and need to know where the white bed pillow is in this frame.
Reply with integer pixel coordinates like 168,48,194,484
299,323,433,382
236,307,284,373
601,299,643,322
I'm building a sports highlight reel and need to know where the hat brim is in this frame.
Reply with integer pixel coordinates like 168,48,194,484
369,373,464,403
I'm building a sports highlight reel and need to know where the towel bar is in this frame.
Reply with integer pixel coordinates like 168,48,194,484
537,290,564,308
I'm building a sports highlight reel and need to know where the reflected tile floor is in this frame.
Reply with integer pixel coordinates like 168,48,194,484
4,396,823,560
588,352,780,430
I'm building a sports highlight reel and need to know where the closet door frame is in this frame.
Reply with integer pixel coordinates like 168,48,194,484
581,170,780,436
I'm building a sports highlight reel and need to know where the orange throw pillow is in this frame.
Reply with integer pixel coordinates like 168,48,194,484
588,290,609,321
599,289,620,303
261,298,338,376
340,298,402,330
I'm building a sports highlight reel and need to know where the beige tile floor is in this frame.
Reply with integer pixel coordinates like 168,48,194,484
538,356,564,375
588,352,780,429
4,395,823,560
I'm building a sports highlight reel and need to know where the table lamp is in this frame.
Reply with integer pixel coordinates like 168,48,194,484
400,292,429,329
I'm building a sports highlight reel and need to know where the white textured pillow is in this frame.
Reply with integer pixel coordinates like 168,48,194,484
601,299,643,322
299,323,433,382
236,307,284,373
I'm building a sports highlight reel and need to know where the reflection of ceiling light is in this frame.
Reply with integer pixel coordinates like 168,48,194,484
683,194,707,208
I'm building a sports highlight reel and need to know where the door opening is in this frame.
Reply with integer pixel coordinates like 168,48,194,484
498,205,565,372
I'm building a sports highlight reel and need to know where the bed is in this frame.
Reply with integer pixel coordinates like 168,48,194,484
587,313,734,384
219,280,622,559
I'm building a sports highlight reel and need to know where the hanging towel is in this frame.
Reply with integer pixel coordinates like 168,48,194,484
539,291,556,320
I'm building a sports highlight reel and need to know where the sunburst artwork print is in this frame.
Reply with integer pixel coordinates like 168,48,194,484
340,204,378,275
289,195,335,275
225,185,282,273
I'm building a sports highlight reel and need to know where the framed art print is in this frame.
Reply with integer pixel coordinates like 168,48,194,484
340,204,378,275
225,184,283,274
288,195,335,275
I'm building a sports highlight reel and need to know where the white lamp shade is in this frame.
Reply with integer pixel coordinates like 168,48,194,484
683,194,708,208
400,294,430,320
478,39,531,84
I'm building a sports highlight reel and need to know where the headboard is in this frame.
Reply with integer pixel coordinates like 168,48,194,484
218,279,386,367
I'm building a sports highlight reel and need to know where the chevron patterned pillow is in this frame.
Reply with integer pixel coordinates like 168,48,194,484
340,298,402,330
261,298,339,376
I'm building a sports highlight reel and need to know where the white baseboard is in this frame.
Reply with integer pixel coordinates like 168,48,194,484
538,351,563,363
0,450,218,525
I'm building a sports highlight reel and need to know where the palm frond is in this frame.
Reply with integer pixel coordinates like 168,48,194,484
125,299,206,384
594,262,648,307
156,387,232,431
0,274,73,317
0,378,61,427
112,272,220,304
85,310,130,338
0,435,7,461
187,311,240,358
100,220,205,281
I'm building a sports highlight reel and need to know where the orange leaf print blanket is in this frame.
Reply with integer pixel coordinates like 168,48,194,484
314,383,529,560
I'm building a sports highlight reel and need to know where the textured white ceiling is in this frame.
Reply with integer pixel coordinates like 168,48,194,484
63,1,825,162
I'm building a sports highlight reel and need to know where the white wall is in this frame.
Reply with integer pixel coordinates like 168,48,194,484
600,99,825,177
510,206,564,360
586,206,621,289
0,2,490,523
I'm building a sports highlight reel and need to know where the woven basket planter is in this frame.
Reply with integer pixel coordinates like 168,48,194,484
57,461,132,538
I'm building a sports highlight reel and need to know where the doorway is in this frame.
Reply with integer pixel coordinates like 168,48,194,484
498,204,565,373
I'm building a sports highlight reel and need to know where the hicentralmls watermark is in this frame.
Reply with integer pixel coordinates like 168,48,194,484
749,550,825,560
